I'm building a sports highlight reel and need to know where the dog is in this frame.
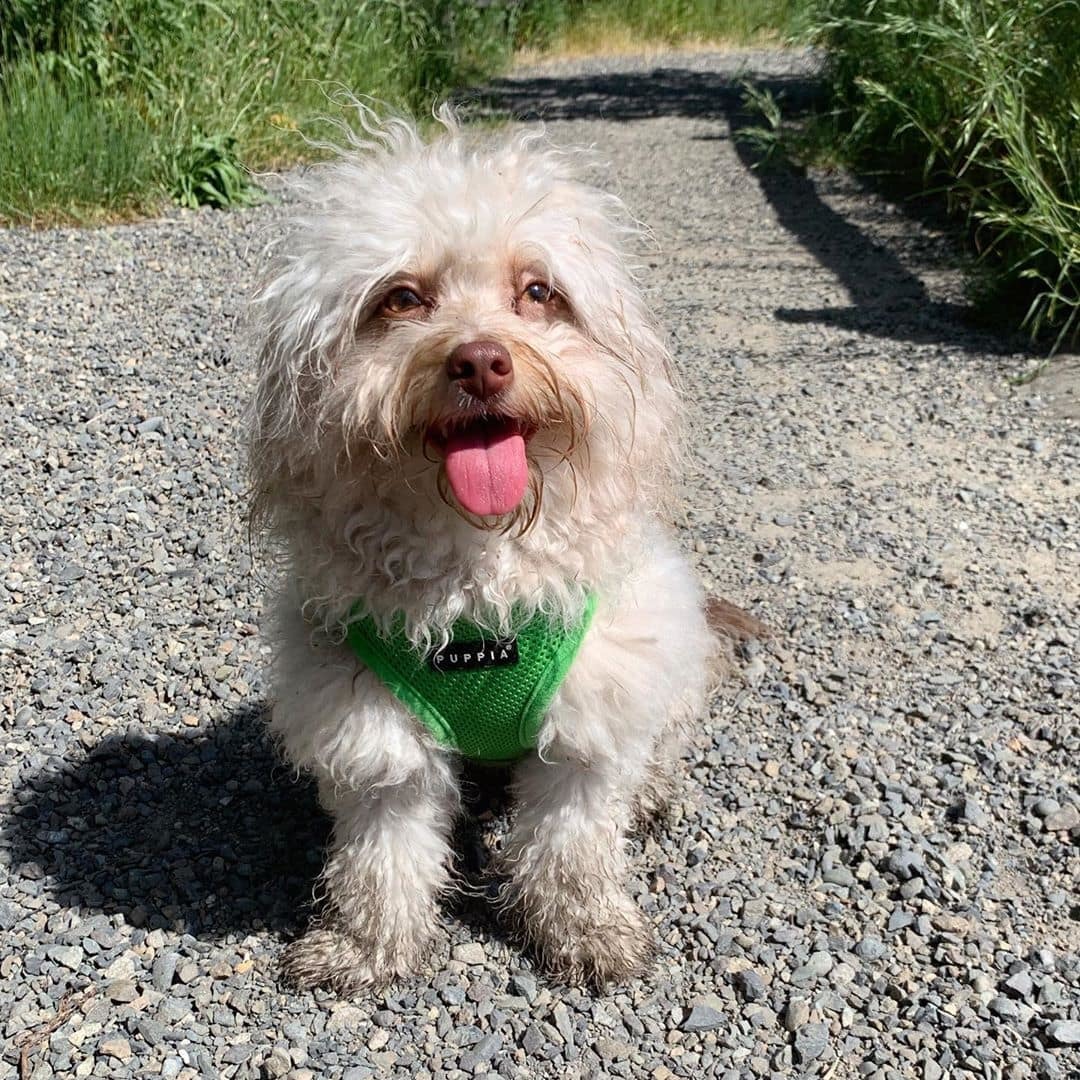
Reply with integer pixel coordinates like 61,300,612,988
247,107,715,993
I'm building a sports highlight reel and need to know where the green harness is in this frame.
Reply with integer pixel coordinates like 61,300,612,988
345,595,597,762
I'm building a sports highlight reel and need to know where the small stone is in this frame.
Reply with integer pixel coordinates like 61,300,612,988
1004,971,1033,998
0,901,19,932
1032,798,1060,818
900,877,925,899
989,996,1019,1019
367,1029,389,1051
595,1036,631,1061
734,969,768,1002
152,952,179,992
887,910,914,932
372,1010,396,1027
134,1019,164,1048
791,951,834,984
522,1023,544,1055
47,945,83,971
682,1004,725,1032
176,961,199,984
103,953,134,979
855,936,886,961
263,1048,291,1077
887,850,925,881
957,798,987,825
451,942,486,965
509,972,537,1001
784,998,810,1033
1043,804,1079,831
326,1005,365,1033
157,997,191,1024
552,1004,574,1045
106,979,138,1003
822,866,855,887
794,1022,829,1063
932,914,970,934
830,962,856,985
1046,1020,1080,1045
99,1037,132,1063
460,1033,501,1072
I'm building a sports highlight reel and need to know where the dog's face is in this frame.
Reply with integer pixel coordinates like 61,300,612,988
251,112,677,539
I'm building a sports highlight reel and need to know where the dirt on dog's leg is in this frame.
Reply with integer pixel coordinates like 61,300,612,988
500,755,652,987
283,776,456,994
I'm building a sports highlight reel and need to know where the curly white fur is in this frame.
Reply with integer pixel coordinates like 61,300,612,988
249,105,713,992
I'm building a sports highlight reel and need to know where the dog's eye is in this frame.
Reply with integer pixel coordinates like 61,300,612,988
522,282,555,303
381,287,425,315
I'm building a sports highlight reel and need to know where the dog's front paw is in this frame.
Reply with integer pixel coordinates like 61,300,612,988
510,887,654,988
281,925,425,996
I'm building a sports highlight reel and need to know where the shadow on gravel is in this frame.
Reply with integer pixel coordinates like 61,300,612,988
471,66,1033,357
6,711,521,946
5,704,328,938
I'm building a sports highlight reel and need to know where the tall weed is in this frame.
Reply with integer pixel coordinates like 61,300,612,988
0,55,159,223
806,0,1080,350
515,0,806,53
0,0,516,223
0,0,807,224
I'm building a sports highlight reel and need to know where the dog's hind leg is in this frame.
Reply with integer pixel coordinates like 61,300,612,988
632,694,695,829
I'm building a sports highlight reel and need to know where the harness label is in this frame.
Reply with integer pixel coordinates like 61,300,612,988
429,638,520,673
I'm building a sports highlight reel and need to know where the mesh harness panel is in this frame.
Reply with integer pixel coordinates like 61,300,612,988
345,596,597,762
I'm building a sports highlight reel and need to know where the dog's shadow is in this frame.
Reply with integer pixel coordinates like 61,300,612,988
6,704,524,947
5,704,327,938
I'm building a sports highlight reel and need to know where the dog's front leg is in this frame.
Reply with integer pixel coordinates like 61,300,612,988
282,769,456,995
502,753,651,986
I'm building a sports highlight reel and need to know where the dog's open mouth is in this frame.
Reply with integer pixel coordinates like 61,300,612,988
427,415,533,517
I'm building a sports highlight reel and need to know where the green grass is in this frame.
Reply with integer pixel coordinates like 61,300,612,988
0,55,159,222
514,0,808,55
785,0,1080,352
0,0,517,224
0,0,806,226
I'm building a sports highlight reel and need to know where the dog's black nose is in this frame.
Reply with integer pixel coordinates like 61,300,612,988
447,340,514,400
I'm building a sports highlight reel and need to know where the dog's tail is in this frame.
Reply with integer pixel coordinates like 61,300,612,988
705,596,770,645
704,595,770,686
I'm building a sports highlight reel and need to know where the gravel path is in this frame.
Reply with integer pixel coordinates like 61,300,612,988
2,48,1078,1080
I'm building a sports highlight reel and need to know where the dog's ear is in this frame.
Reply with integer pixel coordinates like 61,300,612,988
245,248,345,527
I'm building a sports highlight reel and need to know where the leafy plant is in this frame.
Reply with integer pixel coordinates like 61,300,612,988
168,132,261,210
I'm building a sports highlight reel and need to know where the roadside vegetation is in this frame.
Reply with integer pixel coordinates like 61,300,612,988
749,0,1080,351
517,0,805,57
4,1,1076,354
0,0,802,226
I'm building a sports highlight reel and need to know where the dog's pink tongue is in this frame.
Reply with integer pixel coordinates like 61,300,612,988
444,422,528,516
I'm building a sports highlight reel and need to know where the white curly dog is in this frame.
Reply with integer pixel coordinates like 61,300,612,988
248,108,714,993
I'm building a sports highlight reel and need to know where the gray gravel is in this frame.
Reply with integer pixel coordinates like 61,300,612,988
2,48,1078,1080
